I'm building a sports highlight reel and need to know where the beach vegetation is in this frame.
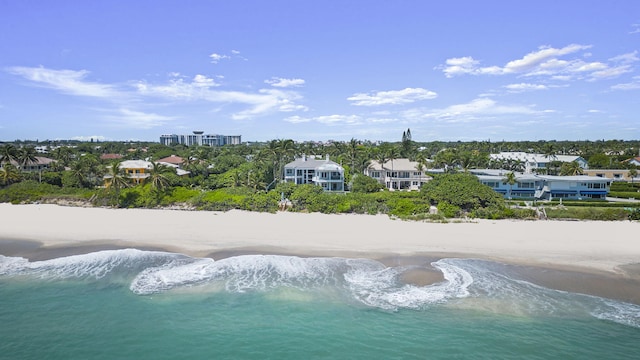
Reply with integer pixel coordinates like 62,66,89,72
2,138,640,220
0,144,19,165
544,206,630,221
436,201,460,218
421,172,505,215
0,164,22,187
350,174,385,193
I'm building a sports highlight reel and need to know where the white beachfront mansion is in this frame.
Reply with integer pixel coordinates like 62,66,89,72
283,155,345,191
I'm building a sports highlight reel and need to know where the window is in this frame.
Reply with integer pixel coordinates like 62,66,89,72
285,169,293,175
413,172,421,176
296,169,303,176
371,171,380,178
520,182,534,188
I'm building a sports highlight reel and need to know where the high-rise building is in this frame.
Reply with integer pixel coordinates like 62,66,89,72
160,131,241,146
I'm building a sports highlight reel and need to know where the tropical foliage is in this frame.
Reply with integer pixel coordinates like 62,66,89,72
1,136,640,220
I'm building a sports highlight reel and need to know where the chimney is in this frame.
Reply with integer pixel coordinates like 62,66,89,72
325,154,330,161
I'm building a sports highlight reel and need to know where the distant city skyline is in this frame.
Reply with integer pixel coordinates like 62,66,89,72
1,1,639,143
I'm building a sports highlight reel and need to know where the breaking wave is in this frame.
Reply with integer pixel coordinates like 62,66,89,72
1,250,638,328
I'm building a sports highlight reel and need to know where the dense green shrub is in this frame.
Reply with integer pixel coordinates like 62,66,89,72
545,206,629,221
194,188,249,211
350,174,385,193
608,191,640,200
610,182,640,192
437,202,460,218
421,173,505,212
242,191,279,212
0,181,92,204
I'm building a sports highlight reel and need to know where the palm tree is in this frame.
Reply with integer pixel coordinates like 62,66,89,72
346,138,361,175
147,162,173,192
0,144,19,165
0,164,21,186
105,161,130,192
51,146,74,167
503,171,517,199
560,161,584,176
17,146,38,170
373,144,391,189
629,167,638,183
542,143,557,174
68,154,103,188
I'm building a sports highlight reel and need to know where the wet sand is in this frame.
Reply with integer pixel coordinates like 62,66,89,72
1,203,639,304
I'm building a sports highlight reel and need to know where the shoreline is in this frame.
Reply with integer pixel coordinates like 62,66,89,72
1,203,639,304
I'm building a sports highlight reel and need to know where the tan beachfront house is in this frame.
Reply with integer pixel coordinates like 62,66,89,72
364,159,431,191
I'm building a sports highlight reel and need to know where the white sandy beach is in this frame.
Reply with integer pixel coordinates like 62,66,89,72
0,203,639,276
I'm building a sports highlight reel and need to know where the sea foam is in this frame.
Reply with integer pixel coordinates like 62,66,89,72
1,250,639,328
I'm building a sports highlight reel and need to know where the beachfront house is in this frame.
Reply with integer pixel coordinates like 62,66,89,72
489,152,588,174
6,156,55,172
582,169,638,182
283,155,345,191
112,159,153,185
626,156,640,167
471,170,611,200
364,159,432,191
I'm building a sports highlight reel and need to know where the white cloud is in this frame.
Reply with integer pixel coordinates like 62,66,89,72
347,87,437,106
136,77,307,120
589,65,632,80
209,53,230,64
402,98,540,123
105,108,175,129
436,44,637,81
71,135,109,141
7,66,121,98
265,77,305,88
504,83,548,92
284,114,361,125
283,115,311,123
630,24,640,34
611,76,640,90
610,51,639,63
192,74,220,87
439,56,480,77
502,44,591,73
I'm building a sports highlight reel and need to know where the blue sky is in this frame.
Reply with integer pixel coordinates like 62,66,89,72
1,1,639,143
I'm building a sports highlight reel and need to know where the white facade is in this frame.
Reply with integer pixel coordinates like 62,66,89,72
365,159,431,191
489,152,588,173
284,155,344,191
473,170,611,200
160,131,241,146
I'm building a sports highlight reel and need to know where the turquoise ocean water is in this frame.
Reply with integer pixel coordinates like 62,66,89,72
1,249,639,359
